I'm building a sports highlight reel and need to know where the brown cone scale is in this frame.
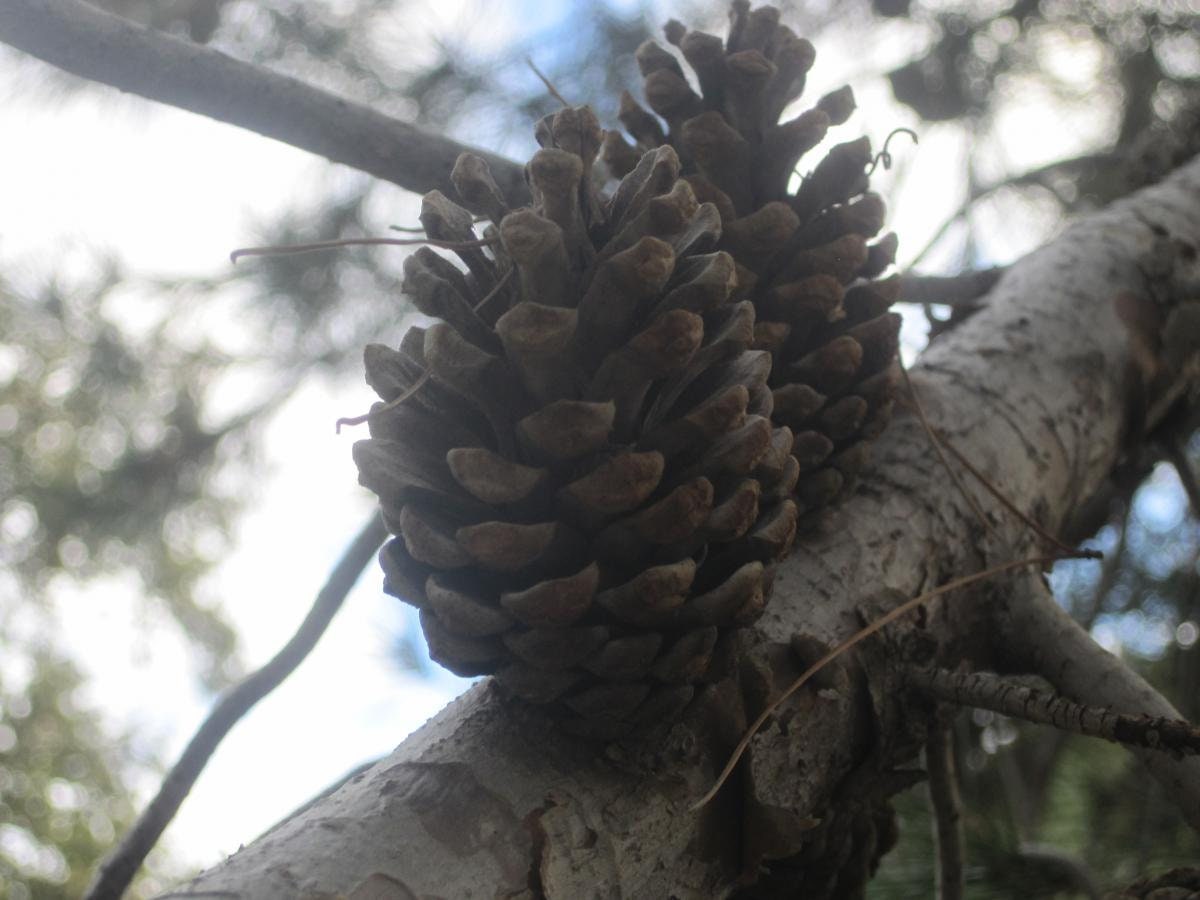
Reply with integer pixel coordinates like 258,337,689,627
354,106,801,738
605,2,903,526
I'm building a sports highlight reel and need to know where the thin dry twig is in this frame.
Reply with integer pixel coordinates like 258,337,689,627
690,553,1090,810
230,234,498,263
84,514,389,900
926,722,965,900
907,153,1116,270
897,267,1005,309
526,57,571,108
906,667,1200,756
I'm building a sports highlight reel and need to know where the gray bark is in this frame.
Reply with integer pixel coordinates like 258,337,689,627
174,156,1200,897
0,0,529,205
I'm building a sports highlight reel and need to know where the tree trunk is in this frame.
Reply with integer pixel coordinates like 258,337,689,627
175,158,1200,898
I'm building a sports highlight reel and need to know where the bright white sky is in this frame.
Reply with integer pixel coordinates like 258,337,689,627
0,1,1123,885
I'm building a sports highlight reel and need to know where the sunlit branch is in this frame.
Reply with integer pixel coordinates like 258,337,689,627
0,0,529,205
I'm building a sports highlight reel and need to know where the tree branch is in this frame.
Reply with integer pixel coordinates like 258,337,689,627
995,574,1200,831
907,667,1200,756
86,512,388,900
926,723,965,900
0,0,529,205
898,267,1006,309
175,145,1200,899
907,153,1117,269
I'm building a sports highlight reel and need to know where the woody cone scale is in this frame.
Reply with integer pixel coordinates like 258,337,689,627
354,2,900,737
606,0,903,525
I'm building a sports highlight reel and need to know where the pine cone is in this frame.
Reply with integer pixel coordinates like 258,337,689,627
353,106,801,738
605,2,903,526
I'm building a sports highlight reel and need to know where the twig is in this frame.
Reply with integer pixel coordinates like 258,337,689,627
1076,505,1130,630
907,153,1116,270
0,0,529,205
999,574,1200,832
525,58,571,108
230,235,497,263
690,553,1089,810
900,361,994,538
897,267,1005,309
1165,438,1200,517
907,667,1200,756
926,722,965,900
84,513,389,900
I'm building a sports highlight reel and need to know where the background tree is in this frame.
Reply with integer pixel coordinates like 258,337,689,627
0,0,1198,896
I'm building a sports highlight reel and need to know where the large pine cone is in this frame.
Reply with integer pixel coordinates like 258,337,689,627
605,1,903,526
354,106,801,738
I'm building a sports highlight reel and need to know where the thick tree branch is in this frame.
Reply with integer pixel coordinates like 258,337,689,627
87,513,387,900
906,667,1200,756
0,0,529,204
175,152,1200,898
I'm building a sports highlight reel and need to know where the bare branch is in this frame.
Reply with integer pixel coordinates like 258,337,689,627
995,573,1200,831
898,267,1005,309
908,153,1117,269
907,667,1200,756
85,513,388,900
0,0,529,204
925,723,965,900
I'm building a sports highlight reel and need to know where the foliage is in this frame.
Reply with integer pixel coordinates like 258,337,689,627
0,645,177,899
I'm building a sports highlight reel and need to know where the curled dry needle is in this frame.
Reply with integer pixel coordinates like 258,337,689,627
865,127,919,176
229,234,499,263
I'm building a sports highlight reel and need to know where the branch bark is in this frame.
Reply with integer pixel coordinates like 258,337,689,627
0,0,529,204
906,667,1200,756
996,573,1200,831
898,267,1005,308
926,723,965,900
171,153,1200,898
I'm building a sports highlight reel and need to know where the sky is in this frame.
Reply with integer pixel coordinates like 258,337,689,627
0,76,475,873
0,0,1171,885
